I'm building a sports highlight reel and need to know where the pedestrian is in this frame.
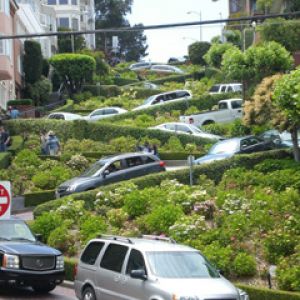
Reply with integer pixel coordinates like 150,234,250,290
45,130,60,155
152,144,159,158
9,106,20,119
40,130,48,155
0,126,11,152
143,141,151,153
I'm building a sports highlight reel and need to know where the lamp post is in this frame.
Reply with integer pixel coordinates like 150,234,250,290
187,10,202,42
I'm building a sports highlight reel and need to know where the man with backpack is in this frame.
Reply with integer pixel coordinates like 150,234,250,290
0,126,11,152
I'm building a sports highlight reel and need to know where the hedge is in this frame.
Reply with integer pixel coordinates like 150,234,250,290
6,120,211,147
64,257,77,282
24,190,56,207
150,73,194,84
0,152,11,169
51,99,74,113
106,92,238,122
113,77,138,86
7,135,24,156
82,85,122,97
33,149,291,218
7,99,33,106
236,284,300,300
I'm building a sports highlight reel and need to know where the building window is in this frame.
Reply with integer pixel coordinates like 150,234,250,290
59,0,68,4
0,40,4,54
71,0,77,4
58,17,70,28
72,18,79,30
230,0,241,13
0,0,10,15
47,0,56,4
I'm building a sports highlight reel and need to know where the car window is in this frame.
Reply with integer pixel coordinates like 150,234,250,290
176,91,190,98
152,96,164,105
125,156,143,168
165,93,177,101
220,86,227,92
105,109,117,115
231,100,242,109
126,249,146,275
227,86,233,92
100,244,128,273
219,102,228,110
176,125,191,133
209,85,220,92
106,160,122,173
165,124,176,130
81,161,106,177
81,242,105,265
141,155,156,164
92,110,104,116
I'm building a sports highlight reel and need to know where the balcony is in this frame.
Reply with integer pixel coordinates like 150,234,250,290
0,55,13,80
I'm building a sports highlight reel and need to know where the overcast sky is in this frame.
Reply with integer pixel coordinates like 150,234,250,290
127,0,229,63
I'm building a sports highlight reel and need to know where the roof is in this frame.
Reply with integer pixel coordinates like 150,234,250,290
98,152,158,162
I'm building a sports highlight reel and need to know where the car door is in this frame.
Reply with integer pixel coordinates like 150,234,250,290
101,159,126,185
230,99,243,120
97,243,129,300
124,156,146,178
240,137,266,154
89,109,104,121
103,108,118,118
118,249,153,300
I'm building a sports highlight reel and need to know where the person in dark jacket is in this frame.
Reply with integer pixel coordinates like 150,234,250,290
0,126,11,152
45,131,60,155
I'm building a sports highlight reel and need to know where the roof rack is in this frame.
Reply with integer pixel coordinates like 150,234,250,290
142,235,176,244
98,234,134,244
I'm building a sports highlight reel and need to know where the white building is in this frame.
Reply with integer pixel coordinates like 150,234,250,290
44,0,96,50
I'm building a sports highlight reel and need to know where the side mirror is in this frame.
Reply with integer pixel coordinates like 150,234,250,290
103,169,110,178
35,233,43,242
130,269,147,280
273,138,282,145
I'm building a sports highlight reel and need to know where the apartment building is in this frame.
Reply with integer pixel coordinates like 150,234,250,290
44,0,96,49
229,0,288,15
0,0,21,109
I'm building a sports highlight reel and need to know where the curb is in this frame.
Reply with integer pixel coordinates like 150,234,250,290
61,280,74,289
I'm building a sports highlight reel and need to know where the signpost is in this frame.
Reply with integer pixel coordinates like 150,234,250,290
0,181,11,219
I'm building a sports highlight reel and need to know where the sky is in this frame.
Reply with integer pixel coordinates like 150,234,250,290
127,0,229,63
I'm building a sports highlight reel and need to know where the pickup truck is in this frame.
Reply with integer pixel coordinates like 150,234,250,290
180,98,243,127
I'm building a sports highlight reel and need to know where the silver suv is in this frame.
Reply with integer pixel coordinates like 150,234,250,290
74,235,249,300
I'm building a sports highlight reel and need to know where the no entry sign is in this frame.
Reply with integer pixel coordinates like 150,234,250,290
0,181,11,219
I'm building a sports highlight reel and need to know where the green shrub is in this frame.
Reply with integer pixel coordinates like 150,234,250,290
82,85,122,97
64,257,77,281
232,252,257,277
79,214,107,246
24,190,56,207
123,189,151,218
106,208,128,228
30,212,63,243
47,225,76,256
237,284,300,300
7,135,24,156
14,149,41,168
0,152,11,169
7,99,33,106
140,204,183,234
52,99,74,112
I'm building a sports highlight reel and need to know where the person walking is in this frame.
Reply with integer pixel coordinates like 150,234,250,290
0,126,11,152
9,107,20,119
40,130,48,155
45,131,60,155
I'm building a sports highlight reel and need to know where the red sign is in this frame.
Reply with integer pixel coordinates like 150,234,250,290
0,184,10,217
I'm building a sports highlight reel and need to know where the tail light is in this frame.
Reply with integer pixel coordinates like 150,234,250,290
74,263,78,278
159,161,166,167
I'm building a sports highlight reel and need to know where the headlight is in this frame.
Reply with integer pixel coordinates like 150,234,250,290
238,288,249,300
3,254,20,269
66,185,77,192
56,255,64,270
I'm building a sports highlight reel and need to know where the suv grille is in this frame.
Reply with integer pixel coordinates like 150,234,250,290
22,255,55,271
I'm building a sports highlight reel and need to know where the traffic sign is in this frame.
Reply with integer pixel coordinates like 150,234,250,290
0,181,11,219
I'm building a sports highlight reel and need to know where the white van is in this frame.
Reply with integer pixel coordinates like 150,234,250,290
133,90,192,111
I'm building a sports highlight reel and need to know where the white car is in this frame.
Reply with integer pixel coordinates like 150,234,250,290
129,62,153,71
150,122,223,140
133,90,192,111
47,112,83,121
83,107,128,121
209,83,243,94
150,64,185,74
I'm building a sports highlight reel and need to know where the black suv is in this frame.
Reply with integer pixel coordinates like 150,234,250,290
0,218,64,293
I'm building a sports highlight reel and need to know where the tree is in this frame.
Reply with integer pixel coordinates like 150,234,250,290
95,0,147,61
224,30,242,49
49,54,96,97
222,41,293,89
188,42,211,65
256,0,274,13
204,43,236,68
23,40,43,84
259,18,300,53
273,69,300,161
57,27,86,53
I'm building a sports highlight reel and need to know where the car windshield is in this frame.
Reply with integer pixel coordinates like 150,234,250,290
0,220,36,242
147,251,220,278
209,85,220,92
80,161,106,177
189,125,204,134
143,95,156,105
209,140,239,155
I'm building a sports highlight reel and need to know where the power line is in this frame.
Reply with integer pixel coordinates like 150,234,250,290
0,11,299,40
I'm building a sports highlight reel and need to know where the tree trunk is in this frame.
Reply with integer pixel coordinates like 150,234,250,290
291,128,300,162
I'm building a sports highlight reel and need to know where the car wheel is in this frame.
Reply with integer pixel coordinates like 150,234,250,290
32,282,56,293
82,286,96,300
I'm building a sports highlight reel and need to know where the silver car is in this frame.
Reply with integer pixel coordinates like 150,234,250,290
75,235,249,300
56,153,165,197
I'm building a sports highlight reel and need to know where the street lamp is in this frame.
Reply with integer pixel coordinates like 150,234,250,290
187,10,202,41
